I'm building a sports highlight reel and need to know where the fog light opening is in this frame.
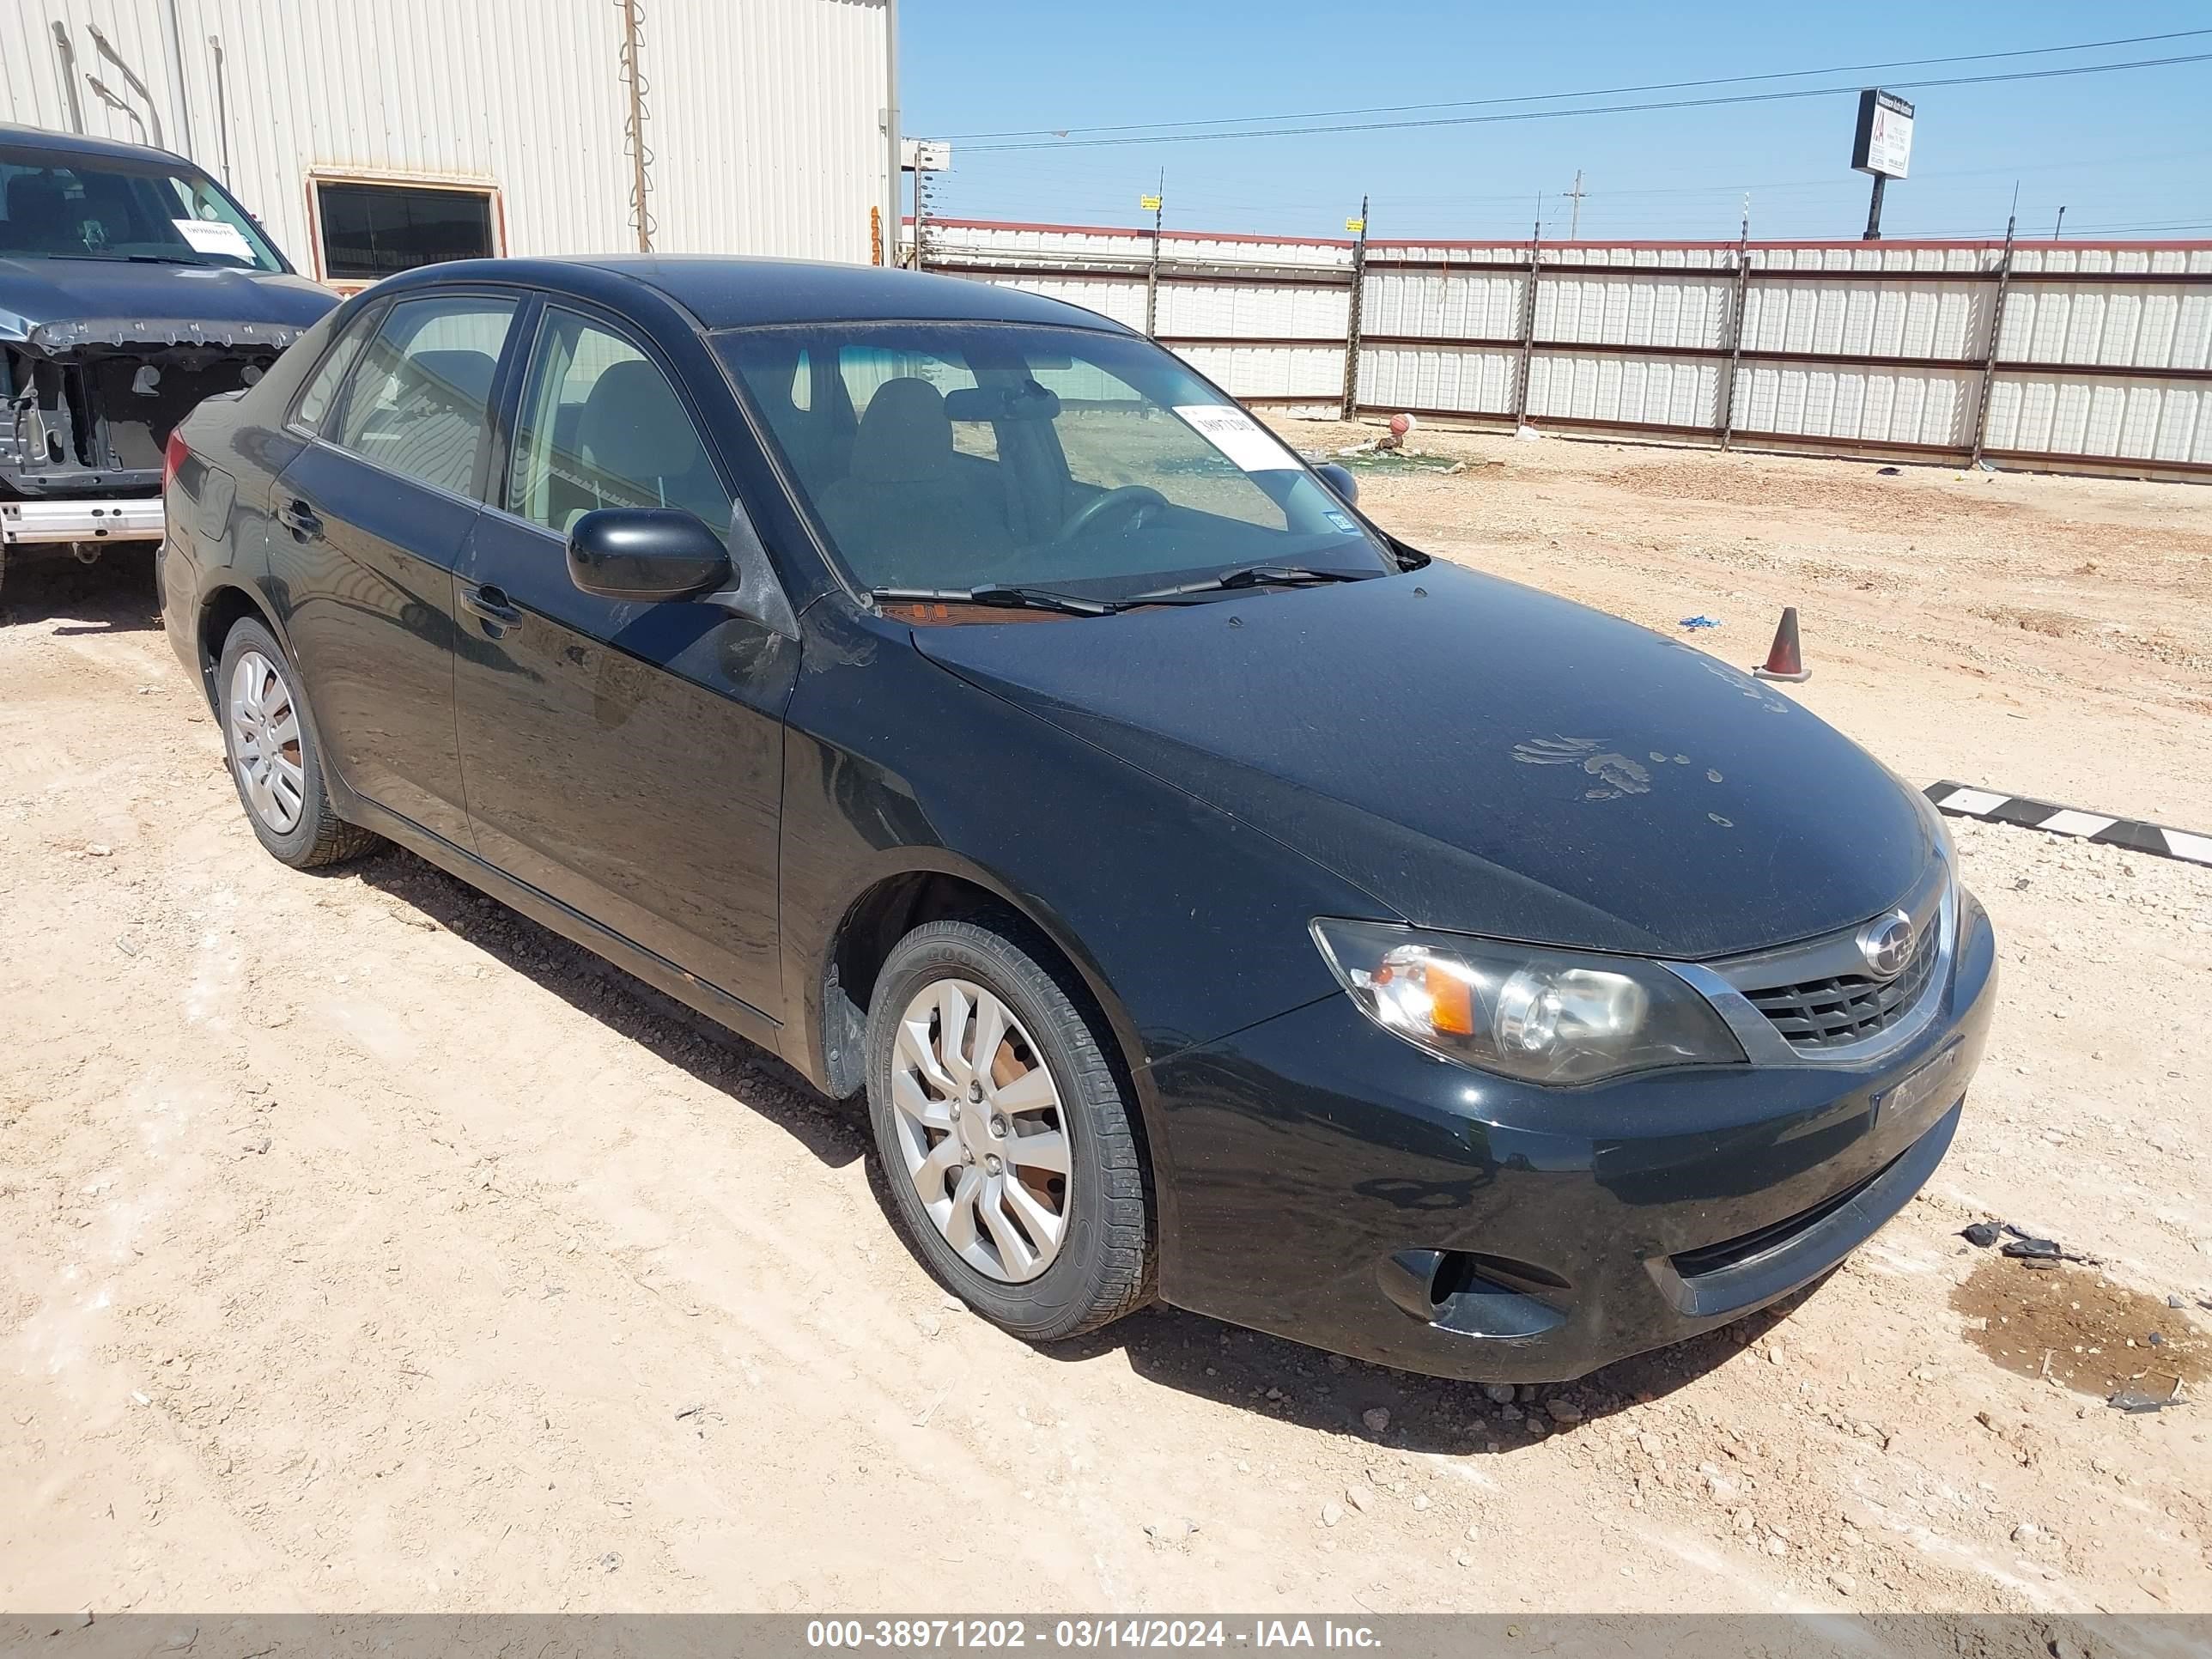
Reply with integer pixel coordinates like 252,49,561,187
1378,1249,1573,1340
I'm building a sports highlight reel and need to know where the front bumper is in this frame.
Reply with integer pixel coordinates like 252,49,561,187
2,495,165,545
1143,890,1996,1383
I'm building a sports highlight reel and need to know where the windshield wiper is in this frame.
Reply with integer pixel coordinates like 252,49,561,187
1126,564,1376,601
872,584,1120,618
33,252,206,265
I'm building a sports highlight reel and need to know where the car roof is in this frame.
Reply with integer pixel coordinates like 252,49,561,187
378,255,1137,334
0,122,193,169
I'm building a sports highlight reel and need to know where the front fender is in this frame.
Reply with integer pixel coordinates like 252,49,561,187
774,605,1391,1268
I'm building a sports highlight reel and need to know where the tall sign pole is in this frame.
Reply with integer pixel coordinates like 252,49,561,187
1850,88,1914,241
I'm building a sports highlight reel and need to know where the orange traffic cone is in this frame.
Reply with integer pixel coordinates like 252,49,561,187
1753,606,1811,683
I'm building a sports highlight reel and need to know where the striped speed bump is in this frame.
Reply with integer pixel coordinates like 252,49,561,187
1926,781,2212,867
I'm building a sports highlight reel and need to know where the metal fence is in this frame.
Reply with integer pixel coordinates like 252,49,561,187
914,218,2212,482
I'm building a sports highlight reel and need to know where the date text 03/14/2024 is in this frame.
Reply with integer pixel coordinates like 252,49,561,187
804,1620,1384,1650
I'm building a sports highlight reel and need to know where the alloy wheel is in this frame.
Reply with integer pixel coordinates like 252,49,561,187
228,649,306,835
890,977,1071,1283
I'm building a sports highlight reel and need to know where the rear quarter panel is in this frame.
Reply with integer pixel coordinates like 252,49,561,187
165,304,353,690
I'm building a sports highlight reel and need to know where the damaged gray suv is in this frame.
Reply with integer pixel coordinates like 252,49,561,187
1,124,332,597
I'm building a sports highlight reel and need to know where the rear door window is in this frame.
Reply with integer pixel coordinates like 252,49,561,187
331,295,518,497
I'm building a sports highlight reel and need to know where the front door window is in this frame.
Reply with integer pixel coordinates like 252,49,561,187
505,309,729,534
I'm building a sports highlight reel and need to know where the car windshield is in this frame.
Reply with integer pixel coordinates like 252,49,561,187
718,322,1389,600
0,145,284,270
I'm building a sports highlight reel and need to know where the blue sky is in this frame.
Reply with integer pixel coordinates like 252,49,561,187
902,2,2212,242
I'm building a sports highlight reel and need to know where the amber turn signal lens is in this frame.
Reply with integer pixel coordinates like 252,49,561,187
1425,962,1475,1036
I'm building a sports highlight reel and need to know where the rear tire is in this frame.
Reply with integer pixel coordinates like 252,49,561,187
216,617,382,869
865,918,1153,1340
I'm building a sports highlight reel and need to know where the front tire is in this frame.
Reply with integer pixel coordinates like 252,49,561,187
865,919,1153,1340
216,617,381,869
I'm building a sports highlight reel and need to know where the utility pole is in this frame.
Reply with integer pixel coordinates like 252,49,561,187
1143,171,1164,337
1719,194,1751,450
1565,169,1586,241
1968,207,2017,470
1340,194,1369,422
882,0,901,274
1512,200,1542,428
2053,205,2067,240
913,167,931,271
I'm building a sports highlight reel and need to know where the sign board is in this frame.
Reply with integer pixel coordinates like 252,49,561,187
1345,217,1365,234
1139,194,1163,211
1851,89,1914,179
901,138,951,172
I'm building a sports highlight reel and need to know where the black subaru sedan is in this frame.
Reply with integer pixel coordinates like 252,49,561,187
158,257,1995,1382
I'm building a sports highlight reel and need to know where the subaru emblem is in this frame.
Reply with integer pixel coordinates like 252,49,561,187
1856,910,1916,979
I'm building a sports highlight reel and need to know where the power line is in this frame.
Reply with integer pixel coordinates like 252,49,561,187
950,143,2212,198
942,29,2212,143
961,52,2212,154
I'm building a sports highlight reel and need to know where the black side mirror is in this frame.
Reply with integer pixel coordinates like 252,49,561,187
568,507,731,602
1314,462,1358,507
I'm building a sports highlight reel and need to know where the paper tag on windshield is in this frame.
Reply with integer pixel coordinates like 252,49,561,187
1173,404,1300,471
173,218,253,260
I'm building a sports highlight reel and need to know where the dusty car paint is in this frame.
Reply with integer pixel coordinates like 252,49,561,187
161,256,1992,1382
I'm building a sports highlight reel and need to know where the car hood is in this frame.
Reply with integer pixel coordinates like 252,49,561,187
0,257,335,352
913,562,1936,960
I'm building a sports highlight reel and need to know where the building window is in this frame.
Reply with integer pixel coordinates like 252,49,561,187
314,181,495,282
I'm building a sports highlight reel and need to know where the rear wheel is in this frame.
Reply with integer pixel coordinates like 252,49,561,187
216,617,381,869
865,919,1153,1340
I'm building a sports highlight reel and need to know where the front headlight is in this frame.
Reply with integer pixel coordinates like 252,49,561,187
1310,918,1747,1085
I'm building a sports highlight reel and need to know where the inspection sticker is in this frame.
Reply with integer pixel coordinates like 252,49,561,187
1173,404,1300,472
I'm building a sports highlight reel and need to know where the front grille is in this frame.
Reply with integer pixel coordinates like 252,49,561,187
1742,922,1938,1049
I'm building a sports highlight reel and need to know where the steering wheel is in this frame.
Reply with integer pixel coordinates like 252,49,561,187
1054,484,1169,544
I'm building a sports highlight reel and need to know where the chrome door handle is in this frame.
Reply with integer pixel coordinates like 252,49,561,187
461,584,523,629
277,499,322,541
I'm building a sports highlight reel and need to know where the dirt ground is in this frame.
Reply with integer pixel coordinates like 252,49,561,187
3,430,2210,1623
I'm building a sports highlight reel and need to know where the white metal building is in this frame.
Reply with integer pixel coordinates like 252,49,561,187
3,0,896,285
